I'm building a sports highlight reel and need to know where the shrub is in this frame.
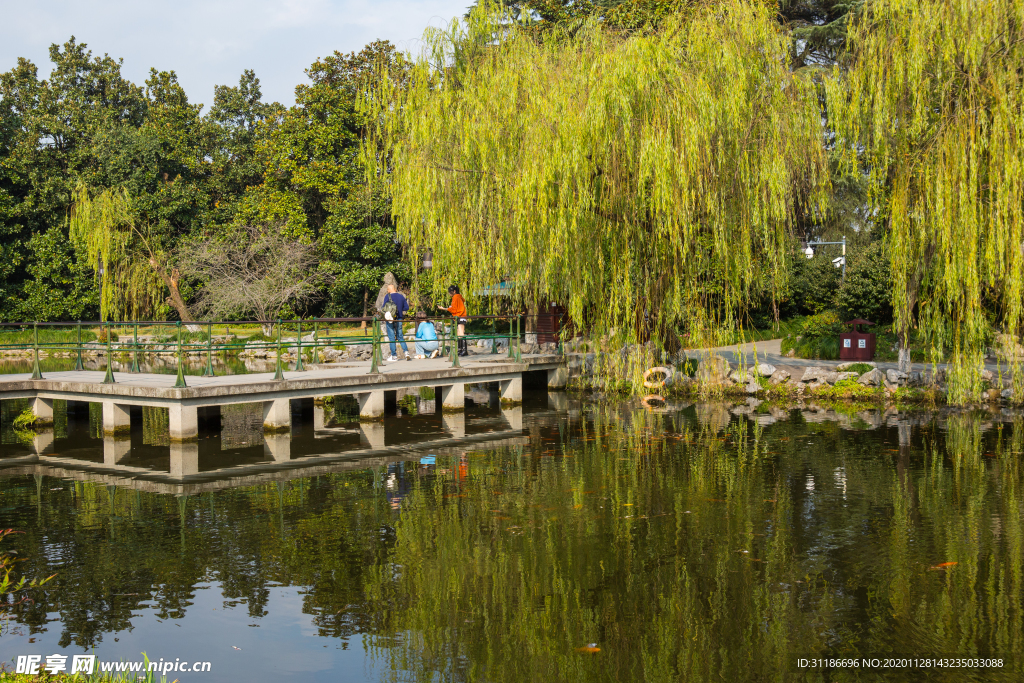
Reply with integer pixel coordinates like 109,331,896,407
844,362,875,375
800,311,844,339
836,241,893,325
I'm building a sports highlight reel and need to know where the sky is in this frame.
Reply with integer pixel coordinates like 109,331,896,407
0,0,472,108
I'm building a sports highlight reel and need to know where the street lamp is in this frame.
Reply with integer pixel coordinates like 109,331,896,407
803,236,847,280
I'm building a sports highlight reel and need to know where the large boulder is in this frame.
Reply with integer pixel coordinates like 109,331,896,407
858,368,885,386
833,371,858,383
769,369,791,384
695,356,731,384
753,363,776,377
886,369,909,385
799,366,831,384
729,369,753,384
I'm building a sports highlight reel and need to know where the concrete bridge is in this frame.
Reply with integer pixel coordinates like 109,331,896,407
0,354,567,480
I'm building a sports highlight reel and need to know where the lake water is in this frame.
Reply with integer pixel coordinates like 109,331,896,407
0,391,1020,682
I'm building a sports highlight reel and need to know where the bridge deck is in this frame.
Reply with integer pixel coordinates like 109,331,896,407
0,353,562,407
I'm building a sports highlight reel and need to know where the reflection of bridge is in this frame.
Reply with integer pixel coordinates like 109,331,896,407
0,430,531,496
0,355,568,475
1,369,572,493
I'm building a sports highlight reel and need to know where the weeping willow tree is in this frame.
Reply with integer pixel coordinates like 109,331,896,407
362,0,828,350
69,184,193,322
826,0,1024,402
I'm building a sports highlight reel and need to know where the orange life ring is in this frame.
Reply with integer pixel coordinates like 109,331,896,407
643,366,673,389
642,394,666,408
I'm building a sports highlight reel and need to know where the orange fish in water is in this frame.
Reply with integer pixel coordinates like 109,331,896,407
930,562,958,570
576,644,601,654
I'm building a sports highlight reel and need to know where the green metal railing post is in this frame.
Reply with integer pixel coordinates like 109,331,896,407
450,318,461,368
131,322,141,372
274,319,285,381
311,321,319,366
103,322,116,384
515,315,522,362
74,321,84,371
30,321,43,379
173,321,187,388
203,321,215,377
491,318,496,354
369,316,380,374
295,321,305,372
508,315,514,358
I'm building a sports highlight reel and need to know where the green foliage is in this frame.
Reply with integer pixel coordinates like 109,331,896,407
0,328,97,344
843,362,874,375
240,41,410,318
364,1,828,348
782,246,842,315
0,528,54,633
827,0,1024,401
11,408,38,430
835,240,891,324
799,310,843,339
780,311,843,359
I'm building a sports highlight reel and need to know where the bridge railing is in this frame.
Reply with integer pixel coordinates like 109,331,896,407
0,314,565,386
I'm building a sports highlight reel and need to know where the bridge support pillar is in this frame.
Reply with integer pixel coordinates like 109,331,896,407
169,404,198,441
499,376,522,405
440,383,464,412
359,422,385,449
264,433,291,461
358,391,384,420
32,397,53,426
442,412,466,438
547,366,568,389
263,399,291,433
501,406,523,431
102,402,132,437
31,430,54,455
547,391,568,411
103,436,131,465
313,404,326,431
169,441,199,477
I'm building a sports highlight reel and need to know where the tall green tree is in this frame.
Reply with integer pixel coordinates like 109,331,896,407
827,0,1024,400
363,1,828,346
240,41,410,317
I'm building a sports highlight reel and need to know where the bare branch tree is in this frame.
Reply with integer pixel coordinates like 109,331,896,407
178,225,327,334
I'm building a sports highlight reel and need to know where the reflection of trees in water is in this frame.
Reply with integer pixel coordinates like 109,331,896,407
0,407,1020,680
219,404,264,449
141,407,169,446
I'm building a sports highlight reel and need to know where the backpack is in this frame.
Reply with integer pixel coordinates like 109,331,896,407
381,293,398,321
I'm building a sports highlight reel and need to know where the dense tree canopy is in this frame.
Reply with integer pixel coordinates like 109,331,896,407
827,0,1024,398
363,0,828,346
0,38,407,322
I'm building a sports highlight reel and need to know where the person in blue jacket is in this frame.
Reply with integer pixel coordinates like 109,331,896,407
381,284,410,361
413,311,439,359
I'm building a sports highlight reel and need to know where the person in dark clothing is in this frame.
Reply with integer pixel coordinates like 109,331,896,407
382,284,410,361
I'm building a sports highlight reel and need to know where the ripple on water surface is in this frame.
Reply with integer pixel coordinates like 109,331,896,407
0,395,1020,683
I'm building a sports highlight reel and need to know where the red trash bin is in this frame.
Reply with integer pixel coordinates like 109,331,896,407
839,318,876,361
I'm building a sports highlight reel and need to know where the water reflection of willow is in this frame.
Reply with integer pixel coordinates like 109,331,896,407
364,409,1021,683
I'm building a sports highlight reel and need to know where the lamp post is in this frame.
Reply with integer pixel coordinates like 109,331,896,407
803,236,847,281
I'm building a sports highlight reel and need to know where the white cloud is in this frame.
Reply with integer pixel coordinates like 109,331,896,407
0,0,470,107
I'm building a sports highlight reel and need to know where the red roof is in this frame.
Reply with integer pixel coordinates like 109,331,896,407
845,318,875,326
